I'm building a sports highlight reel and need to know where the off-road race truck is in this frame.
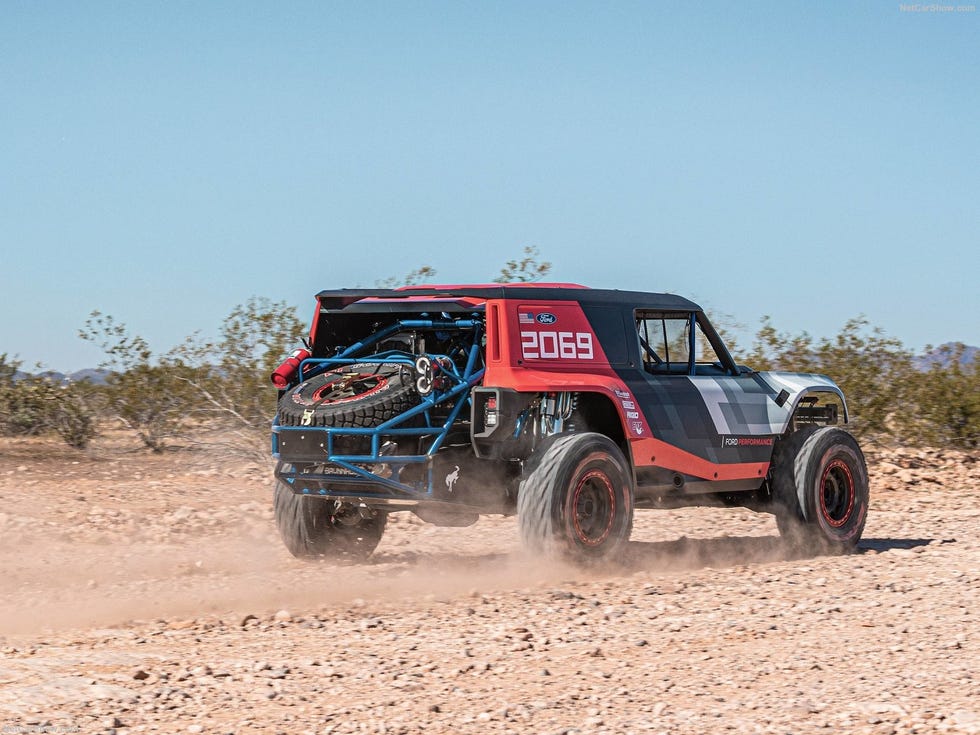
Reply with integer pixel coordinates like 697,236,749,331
270,284,868,562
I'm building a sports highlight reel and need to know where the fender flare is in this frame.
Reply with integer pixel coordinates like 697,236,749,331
787,386,849,425
758,371,849,435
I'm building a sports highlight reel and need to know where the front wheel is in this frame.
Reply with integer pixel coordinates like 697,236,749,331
771,426,869,553
517,433,634,561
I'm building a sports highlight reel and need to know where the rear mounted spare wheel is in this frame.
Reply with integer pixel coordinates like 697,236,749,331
771,426,869,553
277,362,420,431
517,433,634,562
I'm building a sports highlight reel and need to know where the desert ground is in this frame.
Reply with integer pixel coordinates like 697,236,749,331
0,434,977,735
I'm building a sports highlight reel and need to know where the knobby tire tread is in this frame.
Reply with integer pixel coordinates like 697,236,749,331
772,426,868,552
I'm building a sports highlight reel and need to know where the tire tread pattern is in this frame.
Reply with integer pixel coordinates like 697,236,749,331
771,426,868,551
277,363,419,428
517,433,634,560
273,480,386,560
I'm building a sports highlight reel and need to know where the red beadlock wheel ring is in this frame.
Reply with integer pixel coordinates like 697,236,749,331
819,459,855,528
571,469,616,546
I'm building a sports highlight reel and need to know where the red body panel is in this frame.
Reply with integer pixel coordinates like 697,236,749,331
393,282,589,292
307,287,775,484
483,299,770,482
308,299,322,348
630,437,770,481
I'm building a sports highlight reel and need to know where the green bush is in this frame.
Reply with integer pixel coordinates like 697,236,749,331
79,312,197,452
0,354,98,449
907,343,979,449
739,316,980,446
52,250,979,454
78,299,304,456
172,297,306,439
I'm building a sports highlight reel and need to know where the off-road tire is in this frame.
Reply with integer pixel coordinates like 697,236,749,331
277,362,419,428
273,479,387,561
517,432,634,561
771,426,869,552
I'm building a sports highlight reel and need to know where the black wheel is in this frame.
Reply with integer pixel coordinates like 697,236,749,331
273,479,387,561
770,426,869,552
517,433,634,561
277,362,419,428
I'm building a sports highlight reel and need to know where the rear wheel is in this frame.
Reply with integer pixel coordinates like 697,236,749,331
517,433,634,561
273,479,386,561
771,426,869,552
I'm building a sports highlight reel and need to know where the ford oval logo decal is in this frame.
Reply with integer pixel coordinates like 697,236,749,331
536,312,557,325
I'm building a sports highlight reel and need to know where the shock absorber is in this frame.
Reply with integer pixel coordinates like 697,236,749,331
537,391,578,437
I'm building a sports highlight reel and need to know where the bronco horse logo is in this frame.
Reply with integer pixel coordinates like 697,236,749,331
445,466,460,493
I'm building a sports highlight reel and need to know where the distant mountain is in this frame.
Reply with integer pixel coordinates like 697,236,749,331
11,368,111,385
914,343,978,371
68,368,111,385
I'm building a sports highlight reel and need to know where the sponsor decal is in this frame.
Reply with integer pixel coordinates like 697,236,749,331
535,312,558,325
631,421,644,436
722,436,775,448
317,463,360,477
520,331,594,360
613,388,631,400
626,410,639,419
519,312,535,324
620,400,635,410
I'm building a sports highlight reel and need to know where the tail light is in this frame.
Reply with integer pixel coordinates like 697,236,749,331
484,396,498,427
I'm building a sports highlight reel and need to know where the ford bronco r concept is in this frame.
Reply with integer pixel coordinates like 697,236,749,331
270,284,868,561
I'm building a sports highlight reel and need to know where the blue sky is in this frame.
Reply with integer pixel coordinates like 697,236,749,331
2,1,977,371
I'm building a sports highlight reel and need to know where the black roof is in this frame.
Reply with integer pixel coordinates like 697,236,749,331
315,284,702,313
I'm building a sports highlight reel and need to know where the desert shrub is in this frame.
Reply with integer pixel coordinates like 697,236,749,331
183,297,304,424
173,297,306,441
376,266,438,288
46,383,97,449
0,354,44,436
907,343,979,449
70,249,974,454
812,318,916,439
0,354,98,448
79,300,304,455
741,317,915,440
494,245,552,283
79,313,198,452
741,316,821,374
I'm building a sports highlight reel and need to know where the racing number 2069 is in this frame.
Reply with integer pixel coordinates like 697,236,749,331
520,331,594,360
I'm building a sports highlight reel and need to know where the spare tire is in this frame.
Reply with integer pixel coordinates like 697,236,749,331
277,362,420,428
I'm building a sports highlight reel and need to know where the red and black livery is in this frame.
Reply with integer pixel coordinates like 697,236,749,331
271,284,868,561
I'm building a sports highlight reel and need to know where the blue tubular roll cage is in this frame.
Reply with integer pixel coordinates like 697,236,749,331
271,317,485,500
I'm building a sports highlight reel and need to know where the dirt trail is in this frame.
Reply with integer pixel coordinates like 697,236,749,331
0,438,977,734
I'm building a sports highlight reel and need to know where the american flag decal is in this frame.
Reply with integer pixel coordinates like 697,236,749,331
519,312,534,324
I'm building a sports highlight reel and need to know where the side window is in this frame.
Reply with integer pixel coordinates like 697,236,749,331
636,312,691,374
694,321,721,366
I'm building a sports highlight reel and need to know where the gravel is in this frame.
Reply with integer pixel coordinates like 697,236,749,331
0,436,976,734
